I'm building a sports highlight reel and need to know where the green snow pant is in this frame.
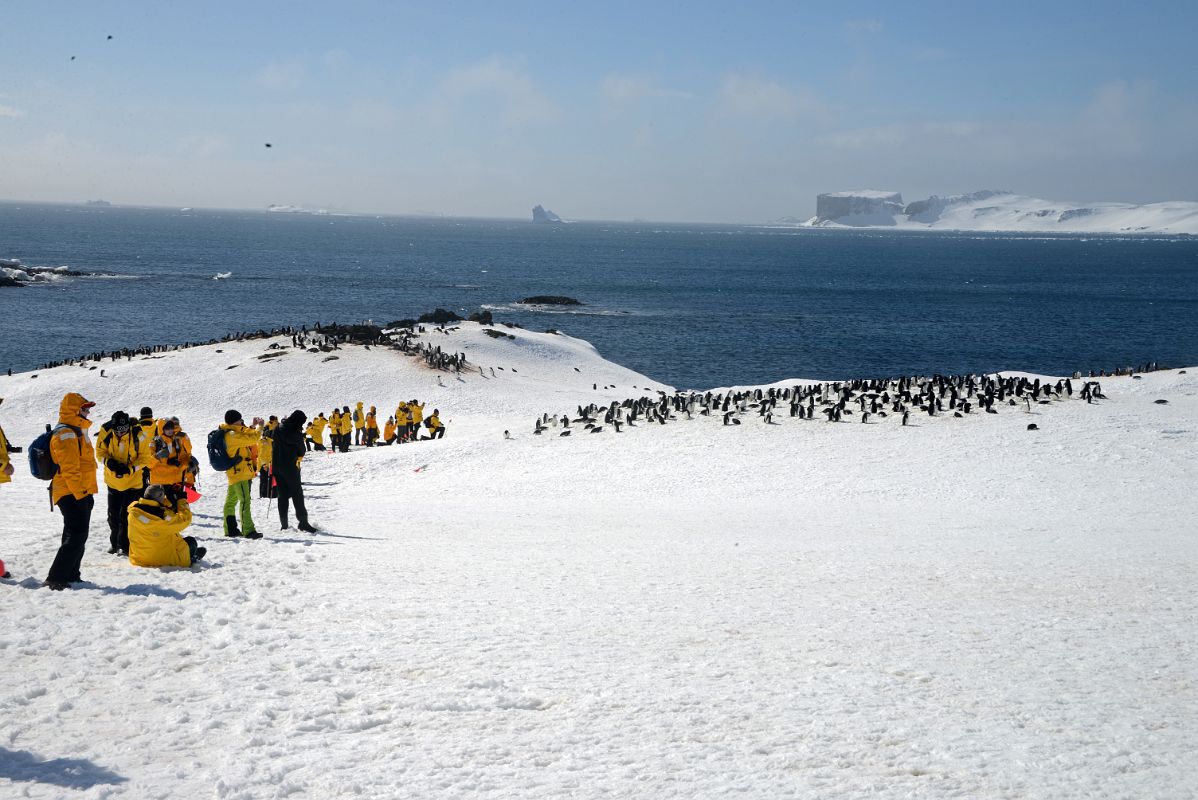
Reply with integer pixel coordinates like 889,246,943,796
223,479,255,535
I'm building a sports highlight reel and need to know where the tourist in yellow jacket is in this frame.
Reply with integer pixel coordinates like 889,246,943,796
328,410,342,452
410,400,424,431
0,403,11,578
353,401,366,445
394,402,411,442
44,392,99,590
0,404,12,487
425,409,445,439
128,484,205,567
147,417,192,494
383,416,396,445
258,416,278,498
95,409,149,556
220,410,263,539
365,406,379,446
337,406,353,452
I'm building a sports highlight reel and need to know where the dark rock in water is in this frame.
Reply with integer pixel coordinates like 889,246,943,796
417,308,463,324
518,296,582,306
1154,399,1169,404
0,275,24,288
1027,423,1038,430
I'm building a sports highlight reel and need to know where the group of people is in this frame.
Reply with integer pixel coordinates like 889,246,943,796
303,400,444,452
0,393,319,590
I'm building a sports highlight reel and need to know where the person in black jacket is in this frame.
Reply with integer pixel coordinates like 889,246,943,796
273,410,317,533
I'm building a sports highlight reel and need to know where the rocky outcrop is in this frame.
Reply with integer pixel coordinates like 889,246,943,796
517,296,582,306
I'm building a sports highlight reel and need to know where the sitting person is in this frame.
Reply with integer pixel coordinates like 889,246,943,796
127,484,206,567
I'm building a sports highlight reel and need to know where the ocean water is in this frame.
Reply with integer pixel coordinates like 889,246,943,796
2,202,1197,389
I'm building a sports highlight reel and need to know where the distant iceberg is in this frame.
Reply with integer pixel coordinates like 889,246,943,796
532,205,563,224
795,190,1198,234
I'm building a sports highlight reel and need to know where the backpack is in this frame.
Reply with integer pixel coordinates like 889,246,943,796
207,428,243,472
353,409,361,423
28,424,82,480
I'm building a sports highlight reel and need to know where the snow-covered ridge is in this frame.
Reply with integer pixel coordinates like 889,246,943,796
800,190,1198,234
1,327,1195,798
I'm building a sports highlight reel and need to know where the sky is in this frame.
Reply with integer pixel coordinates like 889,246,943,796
1,1,1196,222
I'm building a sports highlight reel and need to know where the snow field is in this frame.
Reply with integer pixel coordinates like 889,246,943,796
1,325,1195,798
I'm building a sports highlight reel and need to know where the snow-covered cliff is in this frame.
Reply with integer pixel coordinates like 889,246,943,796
800,190,1198,234
812,191,904,226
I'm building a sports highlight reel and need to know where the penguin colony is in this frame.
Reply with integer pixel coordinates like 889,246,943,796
532,373,1110,437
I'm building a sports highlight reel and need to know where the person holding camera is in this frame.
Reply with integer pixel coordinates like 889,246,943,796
147,417,192,503
95,409,149,556
219,410,264,539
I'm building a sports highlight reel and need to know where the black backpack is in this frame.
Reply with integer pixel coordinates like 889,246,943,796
207,428,242,472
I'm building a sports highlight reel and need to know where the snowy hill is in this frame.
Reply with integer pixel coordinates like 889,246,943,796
1,326,1196,798
801,190,1198,234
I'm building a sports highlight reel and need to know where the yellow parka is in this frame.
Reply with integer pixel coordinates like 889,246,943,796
50,393,99,505
383,418,395,441
337,411,353,436
147,430,192,486
410,402,424,425
259,421,277,467
128,497,194,567
353,402,365,430
95,424,149,492
328,411,341,436
0,421,12,485
426,411,443,432
312,416,327,443
395,403,410,426
365,408,379,432
221,422,261,484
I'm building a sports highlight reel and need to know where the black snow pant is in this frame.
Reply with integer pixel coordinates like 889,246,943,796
274,471,309,529
107,486,140,554
47,493,94,584
258,467,276,499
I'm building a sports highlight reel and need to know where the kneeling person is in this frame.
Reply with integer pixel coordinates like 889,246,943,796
128,484,206,567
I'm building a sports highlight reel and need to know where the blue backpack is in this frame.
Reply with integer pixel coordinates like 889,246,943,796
28,424,82,480
207,428,242,472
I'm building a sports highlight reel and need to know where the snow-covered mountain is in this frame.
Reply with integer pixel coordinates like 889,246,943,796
800,190,1198,234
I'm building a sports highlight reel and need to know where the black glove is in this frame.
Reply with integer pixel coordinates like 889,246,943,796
105,458,128,477
7,445,21,453
167,457,180,467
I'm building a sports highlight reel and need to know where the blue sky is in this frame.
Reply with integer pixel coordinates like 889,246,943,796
2,1,1195,221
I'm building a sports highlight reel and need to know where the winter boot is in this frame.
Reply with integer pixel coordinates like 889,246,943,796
297,521,318,534
225,515,242,538
244,530,263,540
194,547,208,561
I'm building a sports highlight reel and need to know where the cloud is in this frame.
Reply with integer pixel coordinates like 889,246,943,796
715,74,823,122
600,74,692,105
254,59,306,91
438,58,558,127
817,121,982,150
0,104,25,118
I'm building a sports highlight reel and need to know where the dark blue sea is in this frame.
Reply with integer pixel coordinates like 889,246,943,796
3,203,1197,389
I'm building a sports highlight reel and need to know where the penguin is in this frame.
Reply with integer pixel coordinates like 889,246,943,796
504,430,513,440
901,410,910,426
559,430,571,437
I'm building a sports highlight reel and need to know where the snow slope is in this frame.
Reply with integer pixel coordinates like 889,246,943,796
802,190,1198,234
1,325,1196,799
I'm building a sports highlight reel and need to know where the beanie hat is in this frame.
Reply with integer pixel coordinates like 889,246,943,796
144,484,167,504
225,409,243,425
140,406,153,419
